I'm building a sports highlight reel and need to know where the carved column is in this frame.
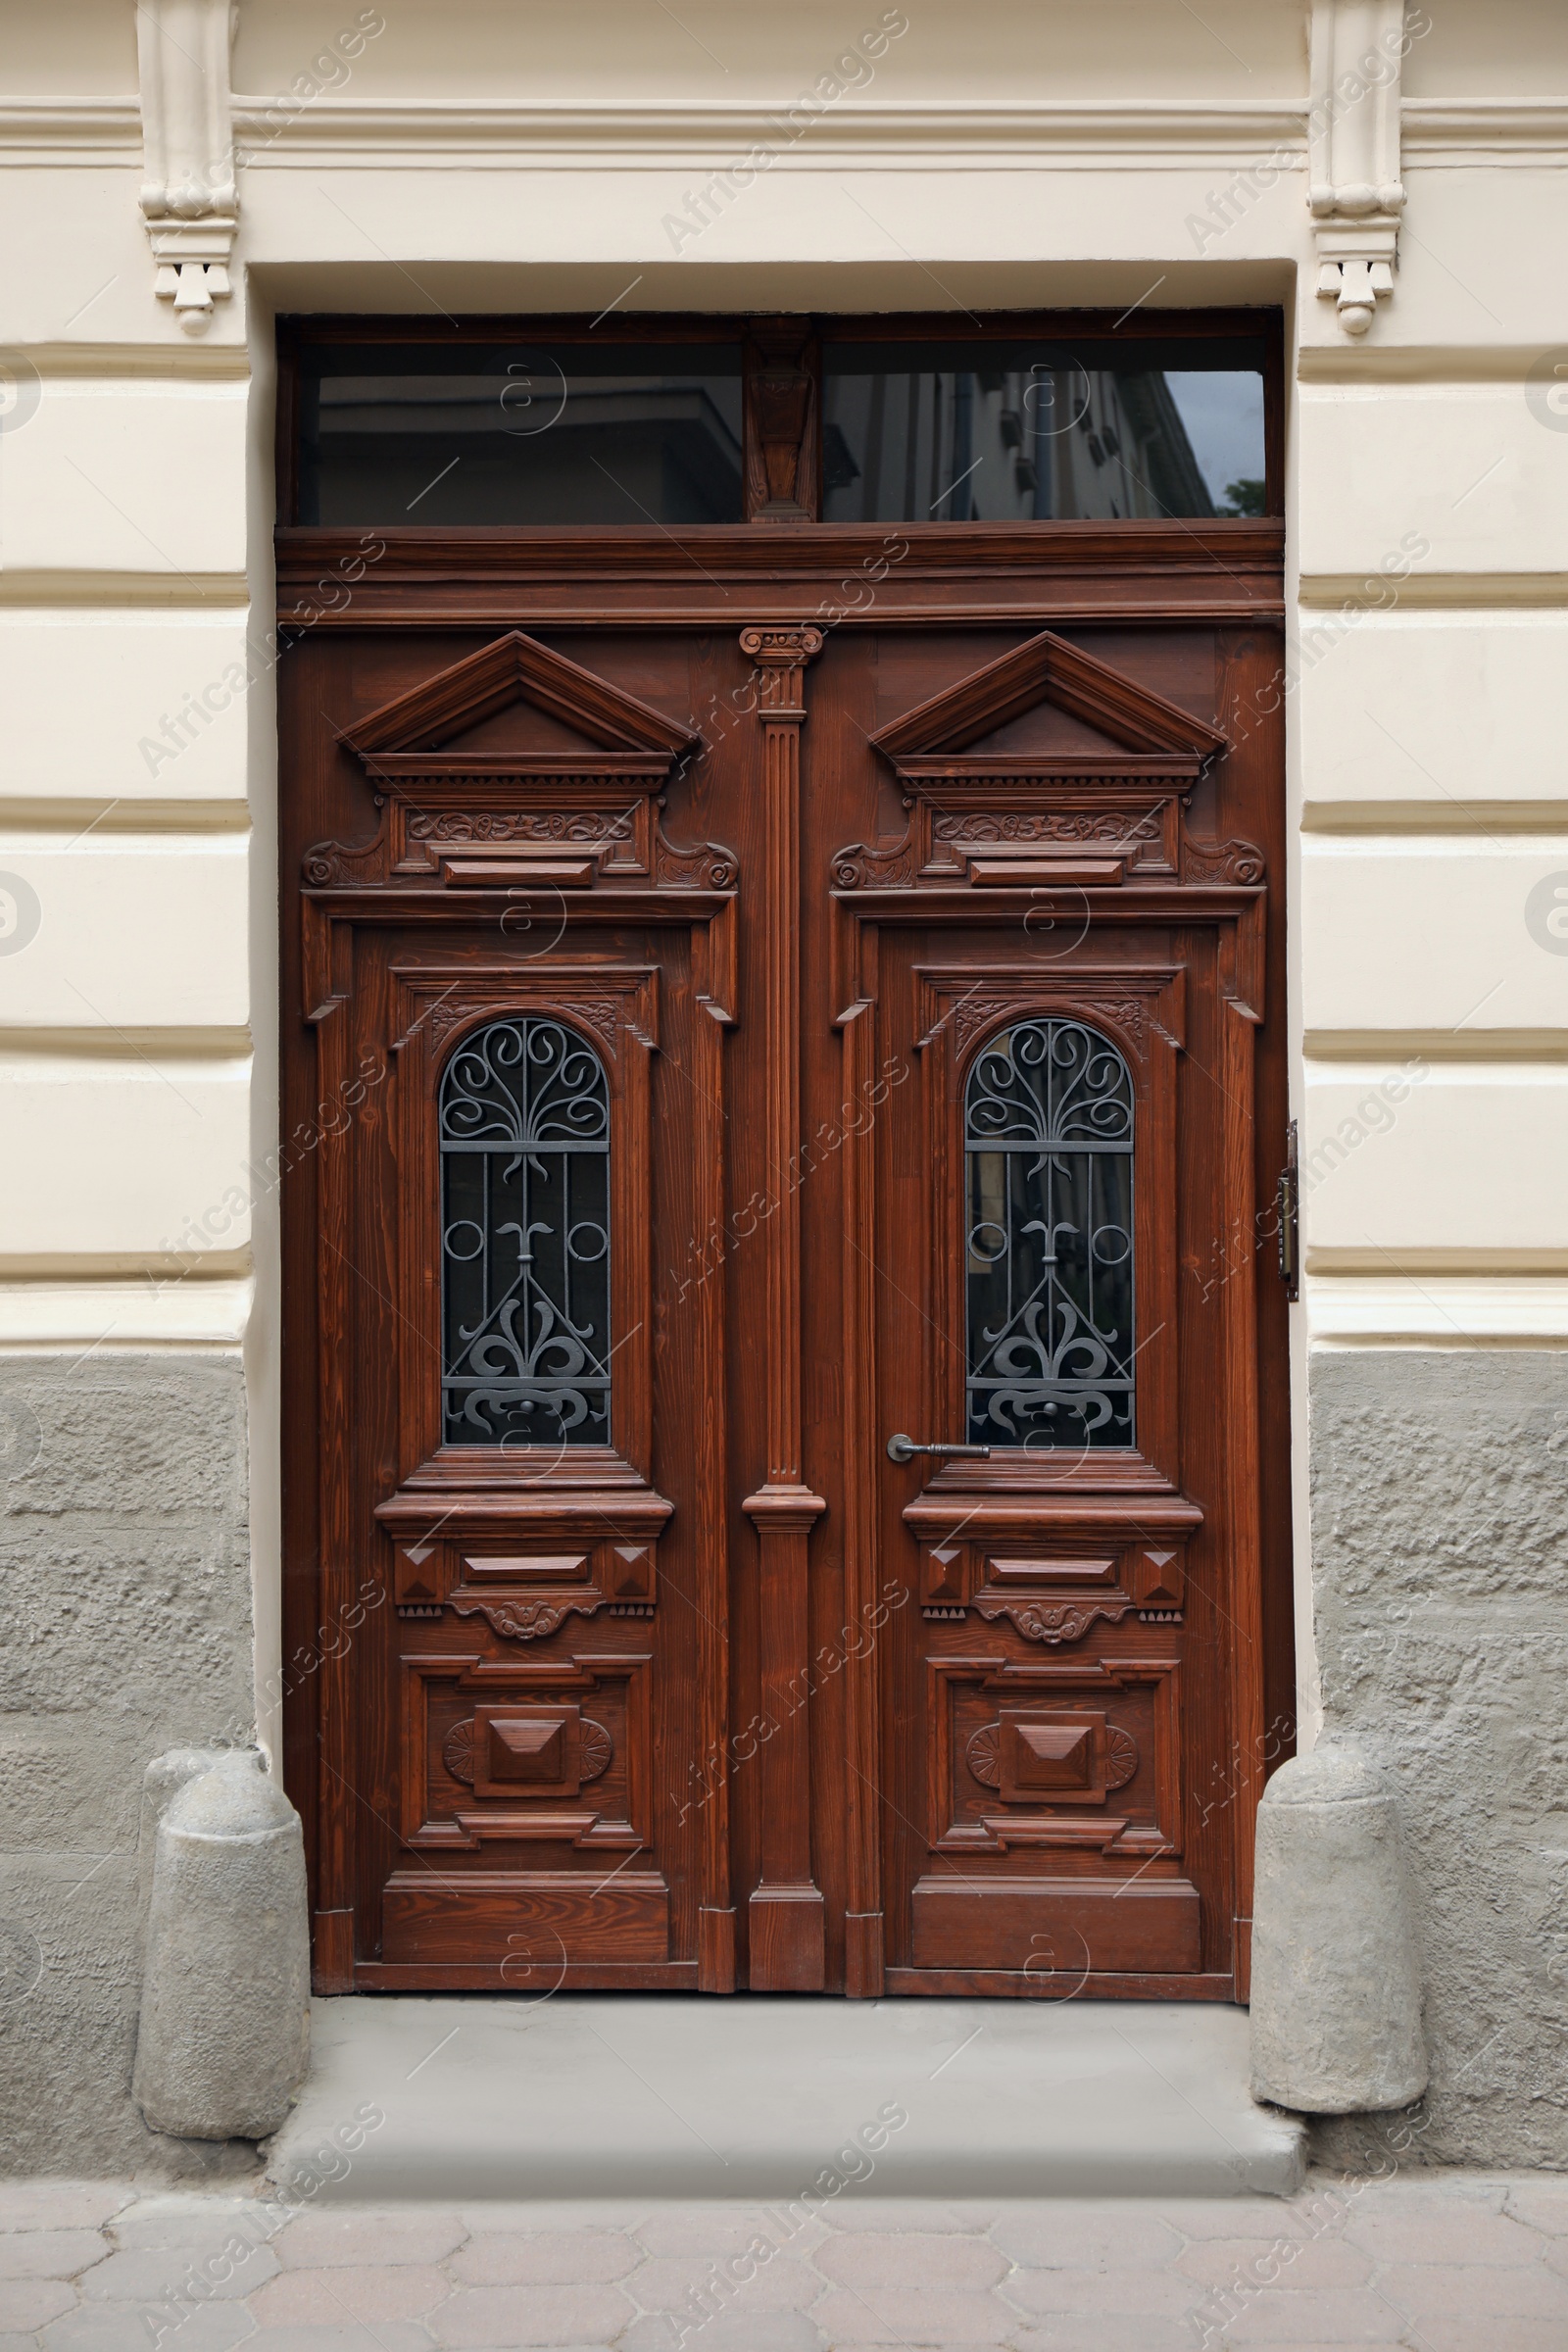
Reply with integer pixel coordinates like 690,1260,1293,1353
136,0,237,330
1308,0,1409,336
739,623,827,1989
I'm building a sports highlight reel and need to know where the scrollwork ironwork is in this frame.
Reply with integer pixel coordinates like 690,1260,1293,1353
964,1018,1135,1447
440,1017,612,1446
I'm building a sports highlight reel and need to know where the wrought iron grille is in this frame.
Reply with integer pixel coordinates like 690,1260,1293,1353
439,1017,612,1447
963,1018,1135,1448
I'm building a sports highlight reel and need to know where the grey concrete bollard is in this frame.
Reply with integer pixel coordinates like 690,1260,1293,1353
133,1749,311,2141
1250,1737,1427,2114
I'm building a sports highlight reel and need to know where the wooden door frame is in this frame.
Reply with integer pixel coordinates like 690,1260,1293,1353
276,308,1292,1992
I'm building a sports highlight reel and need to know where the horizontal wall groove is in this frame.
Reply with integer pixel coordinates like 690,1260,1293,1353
1298,574,1568,612
1300,802,1568,835
0,573,250,610
0,1028,254,1061
1304,1031,1568,1064
0,801,252,836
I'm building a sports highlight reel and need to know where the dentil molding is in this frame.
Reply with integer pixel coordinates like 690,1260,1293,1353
137,0,237,332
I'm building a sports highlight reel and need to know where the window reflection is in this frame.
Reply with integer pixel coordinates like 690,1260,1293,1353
298,343,745,525
822,340,1265,522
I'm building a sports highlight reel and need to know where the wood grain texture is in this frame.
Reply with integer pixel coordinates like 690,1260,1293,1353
277,346,1292,1996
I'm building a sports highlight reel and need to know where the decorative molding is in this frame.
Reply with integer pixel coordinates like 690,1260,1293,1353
136,0,238,331
974,1596,1138,1647
1308,0,1408,336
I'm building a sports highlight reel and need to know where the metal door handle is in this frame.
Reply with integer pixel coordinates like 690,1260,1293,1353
885,1433,993,1464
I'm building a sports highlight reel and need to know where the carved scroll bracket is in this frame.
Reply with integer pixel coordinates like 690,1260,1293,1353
136,0,237,330
1308,0,1410,335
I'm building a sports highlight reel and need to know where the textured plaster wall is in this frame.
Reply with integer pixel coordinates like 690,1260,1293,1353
1308,1349,1568,2169
0,1356,256,2176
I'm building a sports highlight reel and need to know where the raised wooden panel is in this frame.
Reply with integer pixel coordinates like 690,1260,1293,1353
910,1878,1201,1973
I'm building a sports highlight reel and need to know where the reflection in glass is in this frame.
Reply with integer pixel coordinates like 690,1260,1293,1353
440,1018,612,1447
964,1019,1136,1448
298,343,745,525
822,339,1265,522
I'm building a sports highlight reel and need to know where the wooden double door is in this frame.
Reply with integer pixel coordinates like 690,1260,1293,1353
280,521,1293,1999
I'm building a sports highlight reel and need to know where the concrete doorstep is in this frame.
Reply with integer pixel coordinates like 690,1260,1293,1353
265,1994,1305,2203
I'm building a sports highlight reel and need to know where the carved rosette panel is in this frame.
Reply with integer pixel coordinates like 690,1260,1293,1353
965,1723,1004,1790
1104,1727,1139,1792
443,1719,476,1785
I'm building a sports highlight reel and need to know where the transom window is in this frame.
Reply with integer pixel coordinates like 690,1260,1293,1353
964,1018,1136,1449
440,1017,612,1447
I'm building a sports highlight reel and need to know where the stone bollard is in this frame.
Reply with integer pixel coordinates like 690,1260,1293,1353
133,1749,310,2140
1250,1737,1427,2113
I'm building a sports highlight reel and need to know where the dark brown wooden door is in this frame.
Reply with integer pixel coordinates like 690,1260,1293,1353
280,517,1291,2000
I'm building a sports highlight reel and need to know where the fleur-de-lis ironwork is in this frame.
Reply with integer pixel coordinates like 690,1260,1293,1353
963,1017,1135,1447
440,1017,612,1446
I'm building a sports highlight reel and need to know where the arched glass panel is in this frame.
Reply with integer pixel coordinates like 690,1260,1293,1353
440,1018,612,1447
964,1018,1135,1448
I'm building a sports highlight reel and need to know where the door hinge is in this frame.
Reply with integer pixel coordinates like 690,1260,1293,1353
1276,1119,1299,1301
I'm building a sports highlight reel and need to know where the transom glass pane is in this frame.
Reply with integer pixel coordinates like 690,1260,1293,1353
298,341,745,525
822,337,1266,522
440,1018,612,1447
964,1019,1136,1449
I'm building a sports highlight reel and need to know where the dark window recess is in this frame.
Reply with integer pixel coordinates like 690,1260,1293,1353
821,338,1266,523
297,342,745,525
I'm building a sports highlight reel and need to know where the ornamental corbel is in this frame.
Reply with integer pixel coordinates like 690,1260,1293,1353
1307,0,1409,336
136,0,238,332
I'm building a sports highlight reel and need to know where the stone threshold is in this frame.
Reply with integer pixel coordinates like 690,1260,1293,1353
265,1994,1305,2202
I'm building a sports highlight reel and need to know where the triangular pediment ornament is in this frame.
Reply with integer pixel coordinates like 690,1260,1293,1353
869,628,1227,782
337,629,700,785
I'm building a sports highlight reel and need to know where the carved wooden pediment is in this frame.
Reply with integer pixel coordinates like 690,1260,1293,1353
869,628,1227,783
836,630,1251,896
304,631,735,895
338,628,699,787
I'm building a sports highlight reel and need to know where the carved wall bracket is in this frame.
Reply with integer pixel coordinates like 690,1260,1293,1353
1308,0,1411,335
136,0,237,330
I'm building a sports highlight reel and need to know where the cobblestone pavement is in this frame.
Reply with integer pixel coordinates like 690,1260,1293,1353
0,2171,1565,2351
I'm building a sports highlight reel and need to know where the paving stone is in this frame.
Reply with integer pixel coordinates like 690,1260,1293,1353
428,2282,638,2347
813,2231,1007,2288
1340,2203,1545,2266
1156,2196,1319,2240
808,2286,1015,2342
240,2330,435,2352
1174,2231,1374,2289
635,2205,824,2256
1396,2323,1568,2352
246,2262,453,2324
0,2229,111,2279
1008,2324,1205,2352
1001,2264,1197,2320
631,2249,820,2312
0,2277,74,2328
80,2241,277,2301
274,2209,469,2268
459,2201,650,2232
623,2318,821,2352
1218,2285,1410,2342
40,2303,256,2351
989,2206,1184,2270
111,2195,271,2247
1504,2180,1568,2235
0,2186,128,2233
1373,2258,1568,2317
450,2230,640,2284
